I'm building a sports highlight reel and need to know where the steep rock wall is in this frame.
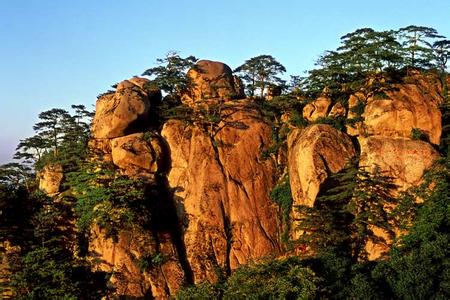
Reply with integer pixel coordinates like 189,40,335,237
162,101,281,283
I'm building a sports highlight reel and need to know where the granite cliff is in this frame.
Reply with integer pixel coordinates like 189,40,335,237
38,60,445,298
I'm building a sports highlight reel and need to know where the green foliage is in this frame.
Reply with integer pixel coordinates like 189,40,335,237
270,176,293,244
137,252,167,272
176,282,222,300
177,257,319,300
433,39,450,73
223,258,318,299
68,161,150,241
312,116,346,131
398,25,444,69
410,127,429,141
372,158,450,299
142,51,197,98
4,191,108,299
14,105,92,171
234,55,286,97
296,160,396,262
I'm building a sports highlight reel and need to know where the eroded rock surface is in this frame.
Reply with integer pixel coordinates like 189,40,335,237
90,226,185,299
347,75,443,144
302,96,332,121
91,77,161,139
38,164,64,195
181,60,244,105
288,124,356,208
111,132,164,178
162,101,280,283
359,136,440,191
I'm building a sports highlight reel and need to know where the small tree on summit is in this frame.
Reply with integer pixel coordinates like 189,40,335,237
234,55,286,98
398,25,444,69
142,51,198,100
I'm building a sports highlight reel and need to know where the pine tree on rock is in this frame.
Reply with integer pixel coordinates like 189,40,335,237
234,54,286,97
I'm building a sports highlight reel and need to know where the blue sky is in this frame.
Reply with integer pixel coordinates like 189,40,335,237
1,0,449,163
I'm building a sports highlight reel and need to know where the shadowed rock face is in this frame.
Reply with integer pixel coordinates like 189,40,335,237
181,60,245,106
162,101,280,283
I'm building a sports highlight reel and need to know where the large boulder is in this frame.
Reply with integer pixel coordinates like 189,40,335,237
359,136,441,191
347,74,443,145
288,124,357,208
38,164,64,195
181,60,244,105
91,77,161,139
111,132,164,178
302,97,332,121
162,100,280,283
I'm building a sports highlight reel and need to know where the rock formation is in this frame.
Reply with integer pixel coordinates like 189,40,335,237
162,100,281,283
91,77,161,139
359,136,440,191
347,75,443,145
37,164,64,195
33,64,444,298
288,124,357,208
111,132,164,179
90,226,185,298
302,96,332,121
181,60,244,105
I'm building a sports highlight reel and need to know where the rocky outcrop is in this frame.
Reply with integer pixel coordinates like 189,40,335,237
347,75,443,145
89,226,185,299
91,77,161,139
359,136,440,191
111,132,164,179
162,100,280,283
38,164,64,195
181,60,244,105
328,102,346,118
288,124,356,208
88,138,112,162
302,96,332,121
80,68,444,296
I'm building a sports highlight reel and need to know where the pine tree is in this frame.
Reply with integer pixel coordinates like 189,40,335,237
398,25,444,69
142,51,197,99
234,55,286,97
296,159,396,262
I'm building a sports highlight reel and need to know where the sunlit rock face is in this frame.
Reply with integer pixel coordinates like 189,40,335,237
111,132,164,179
302,96,332,121
359,136,440,191
181,60,244,106
347,73,443,145
74,67,445,297
89,226,185,299
287,124,357,239
91,77,161,139
162,100,281,283
38,163,64,195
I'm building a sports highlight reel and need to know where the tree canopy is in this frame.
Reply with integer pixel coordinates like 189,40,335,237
234,54,286,97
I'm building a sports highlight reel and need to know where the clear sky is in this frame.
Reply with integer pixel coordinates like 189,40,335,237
1,0,449,163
